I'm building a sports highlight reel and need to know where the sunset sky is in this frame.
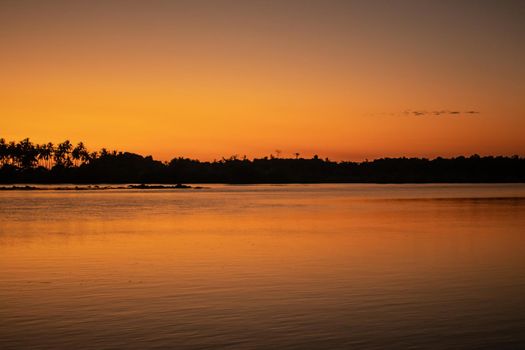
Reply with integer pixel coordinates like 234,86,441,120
1,0,524,161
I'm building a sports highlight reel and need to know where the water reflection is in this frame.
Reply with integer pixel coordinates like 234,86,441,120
1,184,524,349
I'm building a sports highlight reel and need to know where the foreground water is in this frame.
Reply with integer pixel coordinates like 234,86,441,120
1,184,524,349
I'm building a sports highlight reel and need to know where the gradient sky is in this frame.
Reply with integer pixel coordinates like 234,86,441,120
1,0,524,161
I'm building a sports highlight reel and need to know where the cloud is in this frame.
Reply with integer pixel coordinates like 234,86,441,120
401,109,480,117
367,110,481,118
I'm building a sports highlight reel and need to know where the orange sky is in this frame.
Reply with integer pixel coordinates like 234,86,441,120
1,0,524,161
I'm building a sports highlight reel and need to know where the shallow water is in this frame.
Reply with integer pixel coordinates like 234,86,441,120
1,184,524,349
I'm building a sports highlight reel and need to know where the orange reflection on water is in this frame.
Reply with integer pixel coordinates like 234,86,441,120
1,186,525,349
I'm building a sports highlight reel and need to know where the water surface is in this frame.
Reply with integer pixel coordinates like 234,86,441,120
1,184,524,349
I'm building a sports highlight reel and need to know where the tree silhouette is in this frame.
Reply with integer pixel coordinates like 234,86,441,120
7,141,18,167
55,140,73,168
0,137,524,184
89,151,98,163
0,138,7,166
44,143,55,169
18,138,38,169
72,142,87,167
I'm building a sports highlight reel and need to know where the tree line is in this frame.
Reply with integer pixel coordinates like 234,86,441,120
0,138,115,169
1,138,524,183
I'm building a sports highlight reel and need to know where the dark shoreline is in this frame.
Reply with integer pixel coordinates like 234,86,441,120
1,182,524,192
0,184,204,191
2,138,524,184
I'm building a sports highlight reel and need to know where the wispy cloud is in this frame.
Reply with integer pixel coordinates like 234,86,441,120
401,109,480,117
366,110,481,118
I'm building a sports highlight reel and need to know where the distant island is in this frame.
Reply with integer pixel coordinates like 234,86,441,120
1,138,524,184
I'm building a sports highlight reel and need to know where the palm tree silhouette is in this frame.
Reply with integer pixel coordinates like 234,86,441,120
36,144,46,168
0,138,7,166
37,142,54,169
18,138,39,169
72,142,87,167
55,140,73,167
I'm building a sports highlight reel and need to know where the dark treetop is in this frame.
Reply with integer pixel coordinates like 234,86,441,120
1,138,524,184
